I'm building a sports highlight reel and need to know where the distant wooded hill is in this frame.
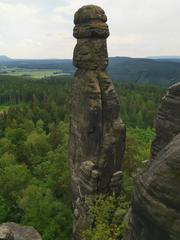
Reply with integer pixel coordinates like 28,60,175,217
108,57,180,85
147,56,180,62
1,56,180,85
0,55,12,61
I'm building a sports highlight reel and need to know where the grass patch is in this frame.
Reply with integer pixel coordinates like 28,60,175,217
0,68,70,79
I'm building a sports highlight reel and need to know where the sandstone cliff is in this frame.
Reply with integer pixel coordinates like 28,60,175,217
69,5,126,239
127,82,180,240
151,82,180,160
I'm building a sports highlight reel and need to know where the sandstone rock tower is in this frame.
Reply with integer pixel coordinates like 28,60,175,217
69,5,126,239
126,83,180,240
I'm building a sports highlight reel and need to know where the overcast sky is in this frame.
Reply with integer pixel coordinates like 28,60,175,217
0,0,180,59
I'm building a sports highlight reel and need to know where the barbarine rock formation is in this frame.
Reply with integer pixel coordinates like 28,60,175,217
126,82,180,240
69,5,126,239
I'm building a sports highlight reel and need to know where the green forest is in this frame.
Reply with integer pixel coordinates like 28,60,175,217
0,75,165,239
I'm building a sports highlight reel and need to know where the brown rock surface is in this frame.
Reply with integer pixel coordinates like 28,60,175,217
69,5,126,239
0,223,42,240
151,82,180,160
126,83,180,240
128,134,180,240
0,225,14,240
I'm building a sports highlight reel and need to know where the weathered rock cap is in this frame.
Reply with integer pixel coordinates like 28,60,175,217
74,5,107,24
73,5,109,70
73,22,109,39
74,5,109,39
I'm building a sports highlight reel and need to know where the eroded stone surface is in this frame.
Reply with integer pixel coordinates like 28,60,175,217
126,83,180,240
74,5,107,25
128,134,180,240
73,5,109,70
0,225,14,240
151,82,180,160
69,5,126,239
0,223,42,240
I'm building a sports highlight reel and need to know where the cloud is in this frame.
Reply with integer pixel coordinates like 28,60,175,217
0,41,6,47
0,2,38,18
23,39,42,46
0,0,180,58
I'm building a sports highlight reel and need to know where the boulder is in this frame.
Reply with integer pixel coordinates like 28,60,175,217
0,225,14,240
0,223,42,240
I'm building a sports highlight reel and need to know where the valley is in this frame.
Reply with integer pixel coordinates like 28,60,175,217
1,57,180,84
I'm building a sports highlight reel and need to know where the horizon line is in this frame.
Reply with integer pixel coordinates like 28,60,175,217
1,55,180,61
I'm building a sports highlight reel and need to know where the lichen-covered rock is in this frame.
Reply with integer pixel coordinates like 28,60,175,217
74,5,107,25
0,225,14,240
151,82,180,160
73,5,109,70
73,39,108,70
69,5,126,240
0,223,42,240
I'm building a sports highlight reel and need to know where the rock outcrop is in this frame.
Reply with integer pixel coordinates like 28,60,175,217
127,83,180,240
151,83,180,160
0,223,42,240
69,5,126,239
0,225,14,240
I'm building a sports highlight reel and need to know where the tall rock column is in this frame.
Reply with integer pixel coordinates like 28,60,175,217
69,5,126,239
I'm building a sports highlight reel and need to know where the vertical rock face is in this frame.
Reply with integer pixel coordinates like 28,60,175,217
129,134,180,240
151,83,180,160
69,5,126,239
126,83,180,240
